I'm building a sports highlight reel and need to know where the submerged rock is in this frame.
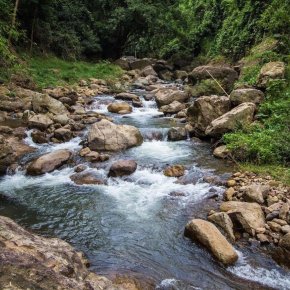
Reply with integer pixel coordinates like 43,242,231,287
185,219,238,265
27,149,72,175
88,119,143,152
108,160,137,177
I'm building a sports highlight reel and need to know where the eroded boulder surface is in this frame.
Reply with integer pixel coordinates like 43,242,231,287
27,149,72,175
189,66,238,92
70,171,106,185
258,61,285,87
220,201,265,235
205,102,256,137
108,102,132,114
0,215,134,290
185,219,238,265
230,88,264,106
88,119,143,152
155,88,189,107
28,114,54,130
160,100,186,114
187,95,230,136
32,94,68,115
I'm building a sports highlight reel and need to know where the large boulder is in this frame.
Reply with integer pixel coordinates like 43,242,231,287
28,114,54,130
141,65,157,77
220,201,265,235
160,101,186,114
189,66,239,92
205,102,256,137
32,94,68,115
187,95,230,137
230,88,264,106
107,102,132,114
108,160,137,177
185,219,238,265
27,149,72,175
155,88,189,107
88,119,143,152
0,215,131,290
258,61,285,87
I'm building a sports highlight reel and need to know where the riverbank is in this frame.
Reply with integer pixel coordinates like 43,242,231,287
0,53,290,289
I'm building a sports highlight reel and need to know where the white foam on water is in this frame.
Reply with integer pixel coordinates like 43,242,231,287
125,107,163,119
89,95,163,119
24,130,82,152
0,167,74,193
102,168,212,217
228,251,290,289
129,141,192,163
157,278,202,290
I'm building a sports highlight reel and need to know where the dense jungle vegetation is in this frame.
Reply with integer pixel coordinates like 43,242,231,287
1,0,289,62
0,0,289,181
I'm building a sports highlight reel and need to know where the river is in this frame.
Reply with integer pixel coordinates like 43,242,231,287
0,85,290,290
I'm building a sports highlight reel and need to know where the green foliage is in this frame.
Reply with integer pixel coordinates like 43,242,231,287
27,56,123,88
224,75,290,165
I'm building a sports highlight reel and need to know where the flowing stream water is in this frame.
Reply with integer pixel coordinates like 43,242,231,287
0,86,290,289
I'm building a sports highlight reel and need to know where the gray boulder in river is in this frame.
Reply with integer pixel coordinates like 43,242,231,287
88,119,143,152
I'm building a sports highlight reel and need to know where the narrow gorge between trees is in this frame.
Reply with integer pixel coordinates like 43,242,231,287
0,59,289,289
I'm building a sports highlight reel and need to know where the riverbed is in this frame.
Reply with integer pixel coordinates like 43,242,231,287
0,86,290,290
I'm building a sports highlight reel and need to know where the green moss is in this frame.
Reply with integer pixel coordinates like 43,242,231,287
27,56,123,89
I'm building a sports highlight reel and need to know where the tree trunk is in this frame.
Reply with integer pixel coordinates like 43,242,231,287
8,0,20,45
